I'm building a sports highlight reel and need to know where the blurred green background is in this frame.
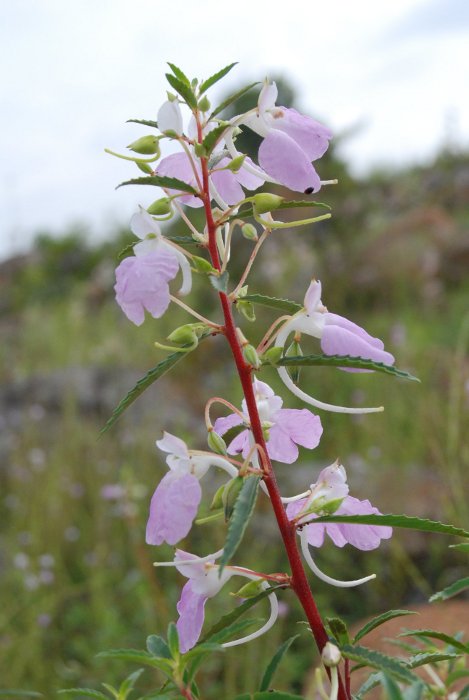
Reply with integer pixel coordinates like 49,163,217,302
1,91,469,696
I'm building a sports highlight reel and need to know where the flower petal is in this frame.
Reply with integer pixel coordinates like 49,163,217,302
214,413,244,436
176,580,208,653
259,130,321,193
266,424,299,464
157,153,203,208
158,99,183,135
321,323,395,368
273,408,323,450
336,497,392,551
130,207,161,239
156,432,189,459
226,429,250,458
211,167,245,204
275,108,332,161
145,472,201,546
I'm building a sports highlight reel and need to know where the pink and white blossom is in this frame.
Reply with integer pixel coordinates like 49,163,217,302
242,81,332,193
214,378,322,464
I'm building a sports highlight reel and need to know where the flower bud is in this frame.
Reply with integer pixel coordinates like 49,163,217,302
198,95,211,112
210,483,226,511
252,193,284,215
127,135,160,155
147,197,173,216
192,255,216,274
167,324,198,346
136,161,154,174
207,429,228,456
261,347,283,365
226,155,246,173
243,344,261,369
237,300,256,322
322,642,341,667
241,223,258,241
285,338,303,385
222,475,244,521
232,578,265,599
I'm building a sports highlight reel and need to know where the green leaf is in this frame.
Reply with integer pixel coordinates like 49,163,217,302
242,293,302,314
210,82,260,118
340,644,420,684
450,543,469,552
116,175,198,195
0,693,43,699
218,476,260,574
354,671,383,699
57,692,108,699
259,635,299,691
312,514,469,539
167,63,191,87
167,622,179,658
182,643,223,661
402,681,425,700
458,685,469,700
406,651,460,668
96,649,172,674
201,587,282,643
166,235,199,245
276,353,419,381
353,610,417,644
202,123,230,155
119,668,145,696
100,332,210,434
165,73,197,109
234,199,331,222
206,618,262,645
199,63,238,94
398,630,469,653
381,673,405,700
147,635,171,658
209,270,230,294
126,118,159,128
326,617,350,646
430,576,469,602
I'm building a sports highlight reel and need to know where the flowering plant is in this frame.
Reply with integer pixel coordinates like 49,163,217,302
62,63,469,700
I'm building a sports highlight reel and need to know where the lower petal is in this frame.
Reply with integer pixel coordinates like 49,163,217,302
176,580,208,653
259,130,321,193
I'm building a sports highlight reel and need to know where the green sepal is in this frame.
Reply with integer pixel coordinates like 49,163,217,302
209,270,229,293
127,135,160,155
236,300,256,322
231,578,265,599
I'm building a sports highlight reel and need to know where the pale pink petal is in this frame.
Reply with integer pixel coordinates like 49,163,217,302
321,324,395,367
176,580,208,653
275,108,332,161
158,100,183,135
325,313,385,350
213,413,244,436
156,432,189,459
157,153,203,208
259,130,321,193
234,157,266,190
226,429,250,457
304,280,322,313
266,424,299,464
259,81,278,114
211,167,245,204
336,497,392,551
174,549,207,578
286,499,328,547
273,409,323,450
253,379,275,398
145,472,201,546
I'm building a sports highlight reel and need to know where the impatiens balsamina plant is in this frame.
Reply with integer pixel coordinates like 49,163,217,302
61,63,469,700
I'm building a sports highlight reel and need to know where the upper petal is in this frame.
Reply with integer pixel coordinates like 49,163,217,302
321,323,395,368
156,432,189,459
130,207,161,239
158,99,183,135
273,409,323,450
214,413,244,436
259,130,321,193
275,108,332,161
266,424,299,464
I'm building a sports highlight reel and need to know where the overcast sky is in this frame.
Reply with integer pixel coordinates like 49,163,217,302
1,0,468,259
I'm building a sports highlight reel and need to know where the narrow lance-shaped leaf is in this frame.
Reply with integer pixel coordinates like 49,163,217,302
398,630,469,653
202,123,231,155
117,175,198,195
231,198,331,223
259,635,300,691
430,576,469,602
210,81,260,118
310,514,469,539
165,73,197,109
276,354,419,382
380,674,405,700
199,63,238,95
218,476,260,574
353,610,417,644
57,691,108,699
326,617,350,646
406,651,461,668
340,644,419,684
96,649,173,675
127,118,159,128
242,293,302,314
167,62,191,87
100,332,211,434
0,693,44,699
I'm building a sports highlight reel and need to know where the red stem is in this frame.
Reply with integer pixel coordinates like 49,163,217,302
197,121,348,700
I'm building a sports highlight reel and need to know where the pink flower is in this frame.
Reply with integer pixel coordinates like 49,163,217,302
214,379,322,464
146,433,208,546
243,81,332,193
287,493,392,551
174,550,232,653
114,250,179,326
114,209,192,326
277,280,395,370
